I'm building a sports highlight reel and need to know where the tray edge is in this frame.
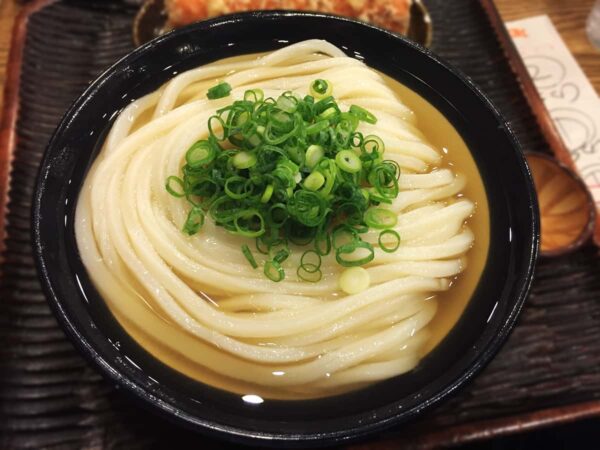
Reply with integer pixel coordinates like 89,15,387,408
0,0,56,264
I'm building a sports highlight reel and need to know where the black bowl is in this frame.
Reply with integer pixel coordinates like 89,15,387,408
32,11,539,448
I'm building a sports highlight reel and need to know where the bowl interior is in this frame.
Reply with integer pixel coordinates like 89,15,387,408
33,12,538,446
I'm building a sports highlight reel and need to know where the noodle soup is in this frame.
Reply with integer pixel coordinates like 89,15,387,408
75,40,489,399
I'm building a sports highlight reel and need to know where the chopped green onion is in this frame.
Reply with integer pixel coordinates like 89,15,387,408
335,150,362,173
339,267,370,294
166,79,403,282
165,176,185,198
288,190,328,227
244,88,264,102
349,105,377,124
273,249,290,264
378,229,401,252
309,79,332,98
305,145,324,169
364,208,398,229
368,163,399,198
332,225,358,249
297,265,322,282
305,120,329,135
303,171,325,191
277,94,298,113
234,210,265,237
208,115,227,141
264,260,285,282
335,240,375,267
300,250,321,273
256,237,269,255
232,151,257,169
186,140,216,168
207,82,232,99
362,135,385,155
314,228,331,256
224,176,252,199
261,184,274,203
241,244,258,269
268,203,289,227
360,188,370,203
183,207,205,235
267,238,288,257
318,106,338,120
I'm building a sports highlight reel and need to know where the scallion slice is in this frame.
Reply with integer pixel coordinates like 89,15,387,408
232,151,257,169
165,176,185,198
207,81,232,99
300,250,321,273
349,104,377,124
335,150,362,173
305,145,324,169
338,266,370,294
378,229,401,253
335,240,375,267
264,260,285,282
241,244,258,269
364,208,398,229
297,265,322,282
182,207,205,235
309,79,332,98
186,140,216,168
303,171,325,191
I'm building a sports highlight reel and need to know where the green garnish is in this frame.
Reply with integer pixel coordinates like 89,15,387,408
297,265,323,283
335,240,375,267
303,171,325,191
186,140,217,167
309,79,332,98
207,82,232,99
364,208,398,229
241,244,258,269
335,150,362,173
305,144,324,169
183,207,205,235
349,105,378,124
232,151,257,169
300,250,322,273
264,260,285,282
378,229,401,253
167,80,402,281
165,175,185,198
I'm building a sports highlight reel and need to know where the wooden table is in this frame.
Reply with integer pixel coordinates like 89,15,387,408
1,0,599,115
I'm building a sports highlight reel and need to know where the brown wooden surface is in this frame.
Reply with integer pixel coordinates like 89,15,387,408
495,0,600,93
0,1,21,115
0,0,21,258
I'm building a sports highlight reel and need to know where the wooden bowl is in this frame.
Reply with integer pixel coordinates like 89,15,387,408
526,153,596,257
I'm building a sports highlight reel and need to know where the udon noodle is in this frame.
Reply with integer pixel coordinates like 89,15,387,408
75,40,478,399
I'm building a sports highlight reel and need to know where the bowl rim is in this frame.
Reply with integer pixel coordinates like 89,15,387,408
32,10,539,447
